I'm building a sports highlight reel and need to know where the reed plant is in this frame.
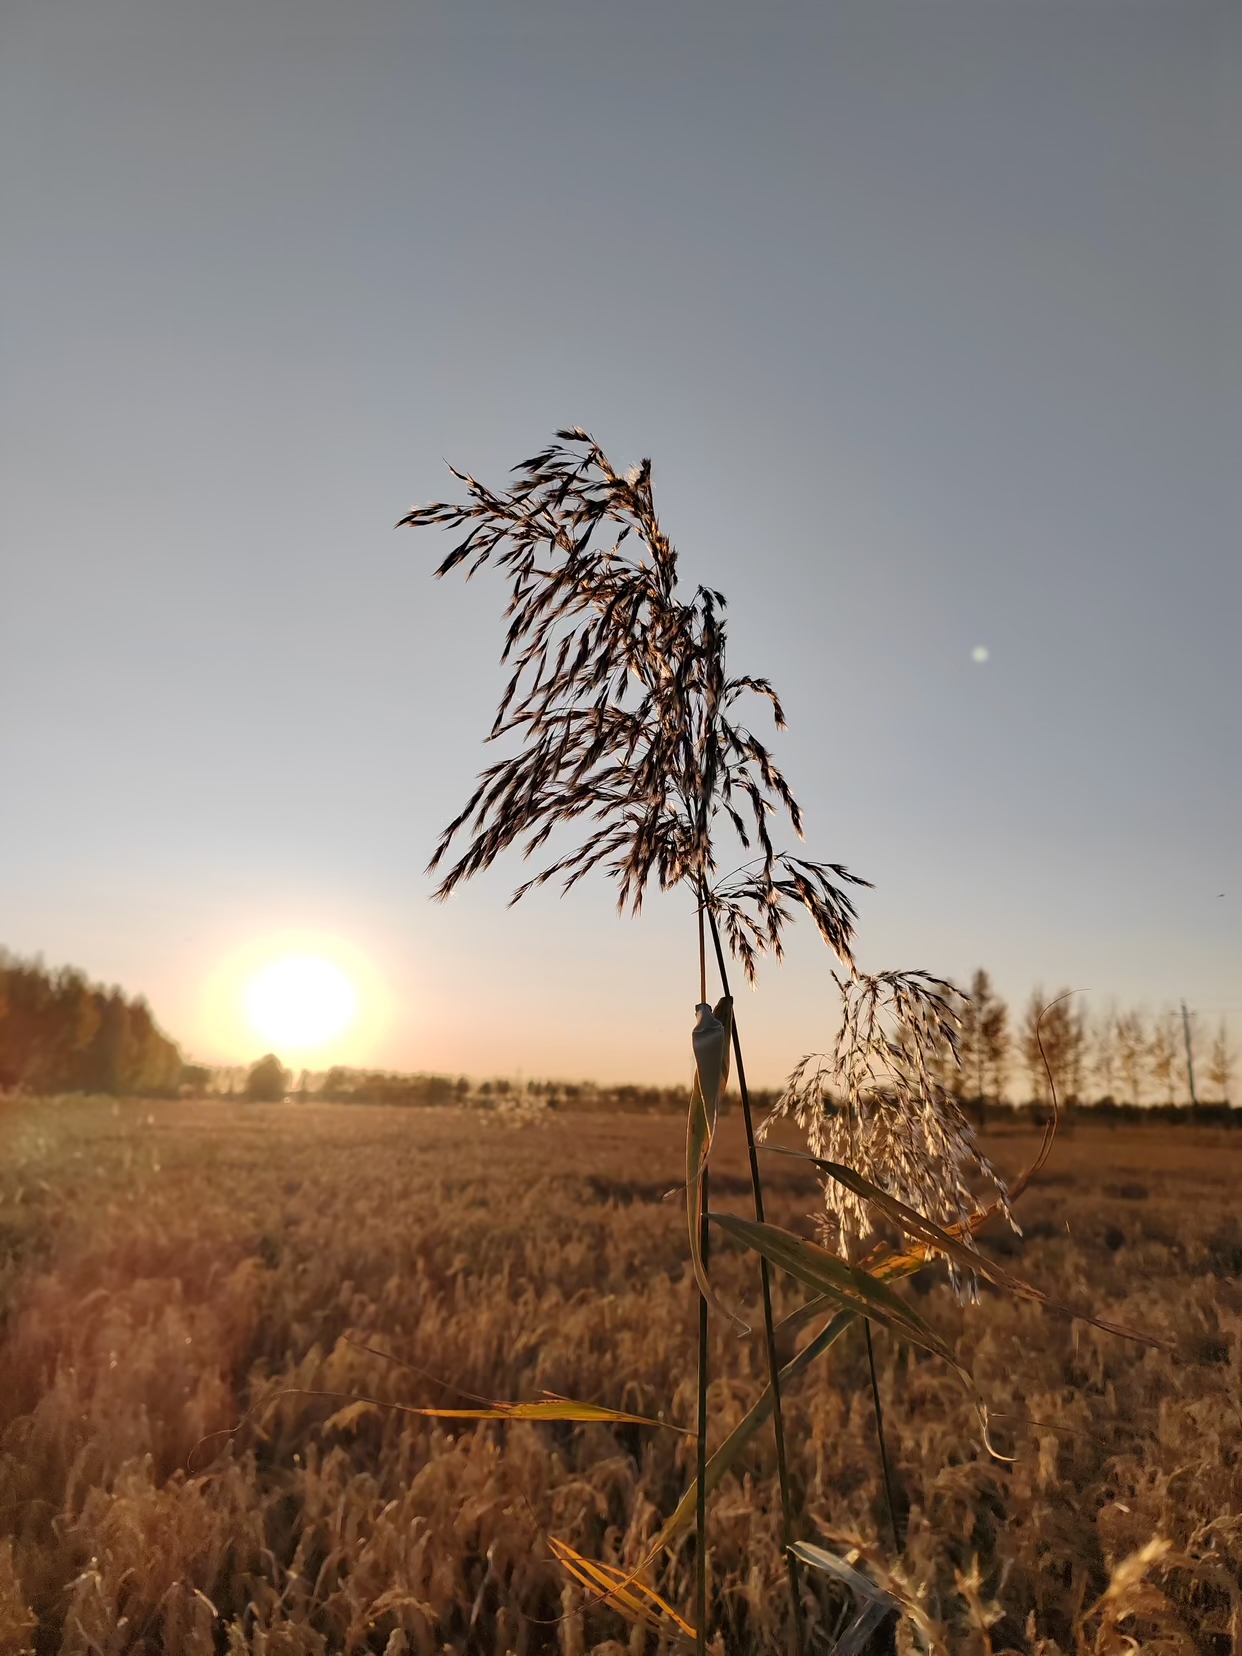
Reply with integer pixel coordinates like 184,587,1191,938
400,431,1157,1651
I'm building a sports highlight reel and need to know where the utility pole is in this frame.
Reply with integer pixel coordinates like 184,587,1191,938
1181,1001,1198,1106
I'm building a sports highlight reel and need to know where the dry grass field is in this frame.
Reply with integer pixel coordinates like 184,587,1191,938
1,1096,1240,1655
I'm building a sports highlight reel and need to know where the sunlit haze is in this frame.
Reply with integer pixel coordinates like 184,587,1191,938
200,933,392,1068
245,957,357,1055
2,2,1238,1083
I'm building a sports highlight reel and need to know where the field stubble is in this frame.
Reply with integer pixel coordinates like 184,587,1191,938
0,1098,1240,1655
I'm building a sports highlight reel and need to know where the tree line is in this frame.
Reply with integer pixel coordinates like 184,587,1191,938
199,1064,710,1114
2,950,1235,1111
0,951,183,1096
952,970,1236,1109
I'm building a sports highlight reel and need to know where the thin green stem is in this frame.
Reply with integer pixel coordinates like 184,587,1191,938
706,910,805,1656
864,1320,903,1555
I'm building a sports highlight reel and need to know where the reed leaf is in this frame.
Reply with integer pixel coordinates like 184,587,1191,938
686,999,743,1327
766,1147,1168,1350
548,1537,695,1641
790,1543,900,1656
651,1309,856,1556
270,1389,690,1435
710,1214,964,1373
791,1543,941,1654
790,1541,898,1608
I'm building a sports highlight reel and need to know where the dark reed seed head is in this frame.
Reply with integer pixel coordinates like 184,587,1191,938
400,430,863,979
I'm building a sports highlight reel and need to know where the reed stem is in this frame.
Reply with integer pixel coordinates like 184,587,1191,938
695,896,709,1654
696,1166,710,1655
864,1321,903,1554
706,911,805,1656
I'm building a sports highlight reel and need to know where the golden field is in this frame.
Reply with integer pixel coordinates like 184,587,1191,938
1,1096,1240,1655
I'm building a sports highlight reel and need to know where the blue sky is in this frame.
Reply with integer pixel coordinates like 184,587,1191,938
2,1,1238,1083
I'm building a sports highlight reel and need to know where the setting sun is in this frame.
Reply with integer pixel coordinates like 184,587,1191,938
244,955,358,1052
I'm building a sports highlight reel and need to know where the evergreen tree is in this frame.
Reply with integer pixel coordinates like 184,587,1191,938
957,970,1009,1118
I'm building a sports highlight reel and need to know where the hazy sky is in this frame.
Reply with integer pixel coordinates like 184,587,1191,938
3,1,1239,1084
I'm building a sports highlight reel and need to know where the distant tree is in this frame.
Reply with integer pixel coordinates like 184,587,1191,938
957,978,983,1103
1022,989,1082,1105
1115,1010,1148,1107
1207,1020,1236,1106
1088,1007,1118,1103
126,997,183,1095
978,973,1010,1104
1147,1012,1179,1105
957,970,1008,1119
245,1054,289,1102
0,951,181,1095
216,1066,247,1098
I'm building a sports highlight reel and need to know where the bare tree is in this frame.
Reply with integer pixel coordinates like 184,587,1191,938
1088,1006,1119,1104
1147,1011,1179,1105
1207,1019,1236,1106
1115,1010,1148,1107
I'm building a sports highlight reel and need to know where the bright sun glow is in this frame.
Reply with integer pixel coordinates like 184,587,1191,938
245,955,359,1052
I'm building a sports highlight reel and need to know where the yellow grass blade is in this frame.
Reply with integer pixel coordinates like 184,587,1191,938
275,1389,690,1435
547,1536,695,1640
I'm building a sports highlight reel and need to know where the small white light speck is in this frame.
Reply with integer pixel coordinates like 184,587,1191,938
971,645,990,664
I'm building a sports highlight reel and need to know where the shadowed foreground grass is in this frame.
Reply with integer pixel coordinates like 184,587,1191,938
1,1097,1240,1654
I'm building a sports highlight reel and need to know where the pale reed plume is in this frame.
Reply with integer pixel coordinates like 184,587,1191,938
763,969,1016,1297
